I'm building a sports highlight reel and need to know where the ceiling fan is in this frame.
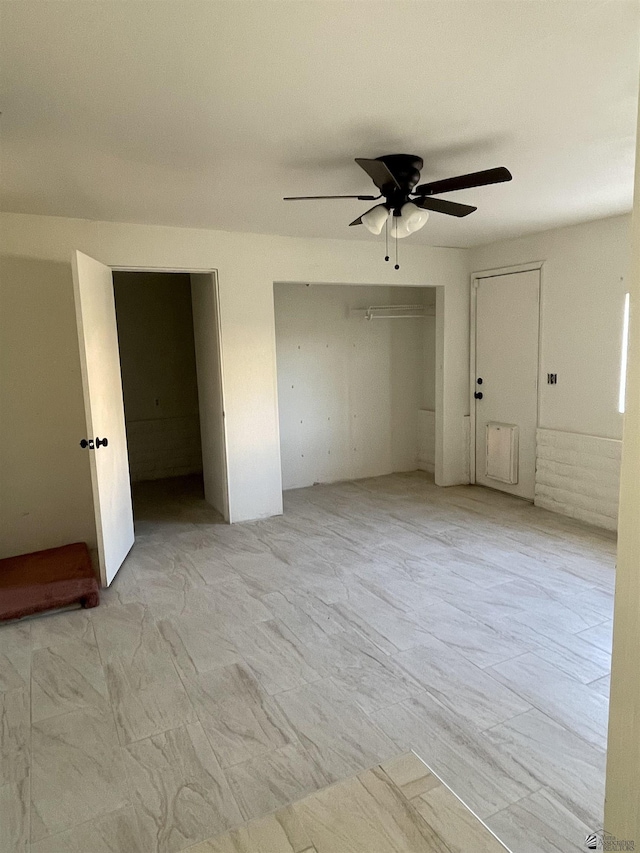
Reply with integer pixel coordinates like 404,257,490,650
284,154,512,266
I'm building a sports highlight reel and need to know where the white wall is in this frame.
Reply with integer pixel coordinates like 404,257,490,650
470,215,631,528
0,211,470,557
605,91,640,846
2,208,630,554
471,215,630,440
535,427,621,530
113,271,203,483
0,256,95,555
418,306,437,473
422,312,436,411
275,284,433,489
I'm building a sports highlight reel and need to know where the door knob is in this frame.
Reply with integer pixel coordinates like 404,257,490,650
474,391,483,400
80,438,108,449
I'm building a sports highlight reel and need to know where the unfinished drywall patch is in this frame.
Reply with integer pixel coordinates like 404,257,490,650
113,271,203,482
274,283,435,489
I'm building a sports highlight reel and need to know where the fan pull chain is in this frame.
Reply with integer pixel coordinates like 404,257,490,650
384,216,389,262
395,221,399,270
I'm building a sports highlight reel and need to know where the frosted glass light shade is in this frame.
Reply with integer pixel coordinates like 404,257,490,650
389,203,429,239
389,215,412,239
361,204,390,235
401,202,429,233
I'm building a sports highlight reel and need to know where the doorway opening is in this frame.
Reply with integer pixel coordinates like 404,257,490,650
72,252,229,586
113,272,204,528
273,282,438,493
112,270,228,533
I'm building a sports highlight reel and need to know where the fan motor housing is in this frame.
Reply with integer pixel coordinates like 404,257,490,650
377,154,423,189
376,154,423,209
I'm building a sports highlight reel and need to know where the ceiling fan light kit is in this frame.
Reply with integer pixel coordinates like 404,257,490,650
361,203,389,235
390,202,429,238
284,154,512,268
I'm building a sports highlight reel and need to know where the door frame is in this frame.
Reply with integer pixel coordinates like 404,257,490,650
469,261,544,486
111,264,230,521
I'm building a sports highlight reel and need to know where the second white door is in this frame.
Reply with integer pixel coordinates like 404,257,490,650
474,269,540,500
72,251,134,585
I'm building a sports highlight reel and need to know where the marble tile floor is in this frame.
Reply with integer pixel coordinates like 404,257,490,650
186,751,511,852
0,472,615,853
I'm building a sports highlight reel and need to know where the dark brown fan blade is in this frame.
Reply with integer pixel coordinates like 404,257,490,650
413,197,477,217
284,194,380,200
414,167,512,196
355,158,401,191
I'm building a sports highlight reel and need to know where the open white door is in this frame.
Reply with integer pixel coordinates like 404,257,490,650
72,251,134,585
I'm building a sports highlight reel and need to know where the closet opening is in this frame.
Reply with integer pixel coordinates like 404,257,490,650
274,282,437,493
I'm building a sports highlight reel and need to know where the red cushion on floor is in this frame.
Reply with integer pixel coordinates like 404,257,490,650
0,542,100,621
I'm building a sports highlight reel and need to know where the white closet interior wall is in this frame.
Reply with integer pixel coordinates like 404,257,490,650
274,283,436,490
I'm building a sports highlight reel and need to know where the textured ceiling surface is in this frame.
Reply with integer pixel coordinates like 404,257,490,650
2,1,639,247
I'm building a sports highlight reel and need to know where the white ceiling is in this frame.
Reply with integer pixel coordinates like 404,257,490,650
2,1,639,247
